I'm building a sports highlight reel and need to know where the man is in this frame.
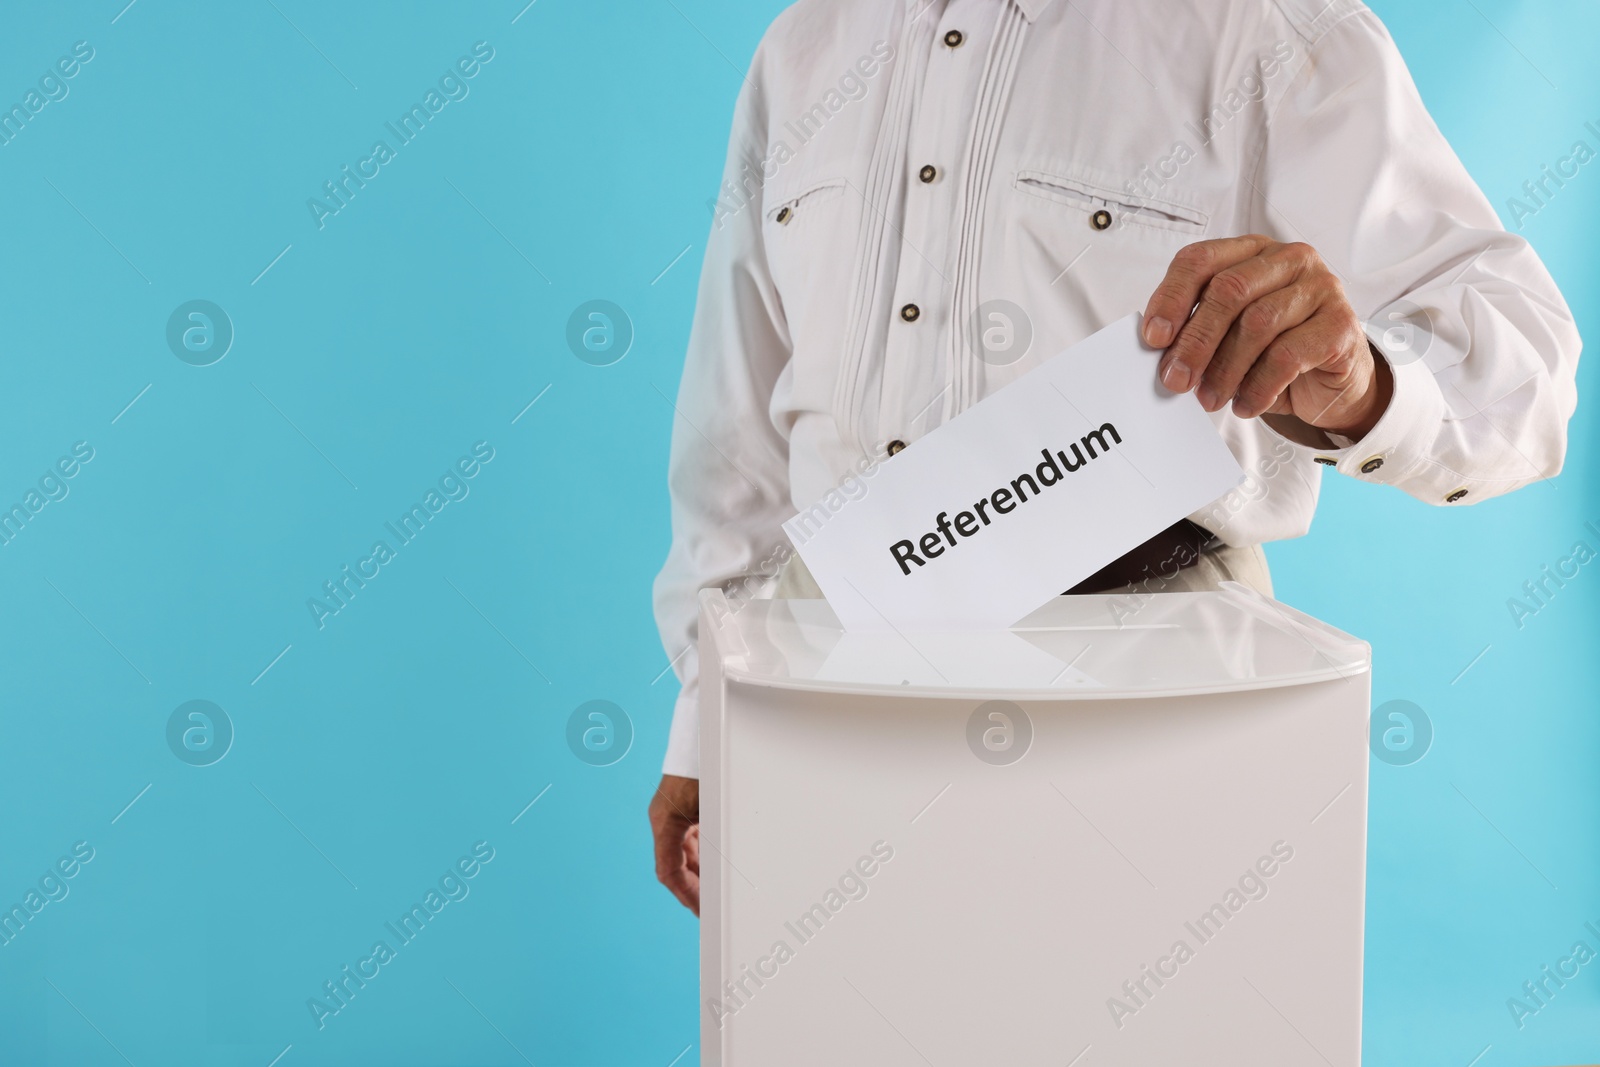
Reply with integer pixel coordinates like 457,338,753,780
649,0,1580,914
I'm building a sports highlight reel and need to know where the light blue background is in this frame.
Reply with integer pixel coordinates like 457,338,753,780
0,1,1593,1064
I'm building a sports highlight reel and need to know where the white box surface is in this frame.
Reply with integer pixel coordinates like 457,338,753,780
699,584,1370,1066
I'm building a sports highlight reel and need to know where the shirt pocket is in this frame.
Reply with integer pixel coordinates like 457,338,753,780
1013,169,1209,237
764,177,850,230
761,177,852,345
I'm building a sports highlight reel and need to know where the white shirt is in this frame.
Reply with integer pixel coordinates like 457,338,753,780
653,0,1581,778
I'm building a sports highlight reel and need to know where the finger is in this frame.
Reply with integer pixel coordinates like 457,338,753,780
1162,243,1309,401
1264,391,1296,416
1142,235,1271,355
684,870,701,917
654,823,700,914
653,810,691,885
1198,281,1319,413
662,865,700,915
666,823,701,914
1232,317,1341,420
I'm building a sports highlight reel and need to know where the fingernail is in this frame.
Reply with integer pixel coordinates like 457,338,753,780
1196,384,1217,410
1160,360,1191,392
1144,315,1175,348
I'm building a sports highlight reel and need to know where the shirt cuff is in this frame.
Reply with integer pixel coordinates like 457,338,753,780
1267,335,1446,490
661,683,701,779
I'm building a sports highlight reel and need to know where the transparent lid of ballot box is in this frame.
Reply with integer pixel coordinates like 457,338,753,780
703,583,1370,700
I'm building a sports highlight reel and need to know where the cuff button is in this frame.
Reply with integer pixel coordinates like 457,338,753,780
1359,455,1385,474
1313,456,1337,466
1445,487,1469,503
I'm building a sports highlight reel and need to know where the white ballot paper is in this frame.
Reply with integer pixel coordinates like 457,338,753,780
782,314,1245,631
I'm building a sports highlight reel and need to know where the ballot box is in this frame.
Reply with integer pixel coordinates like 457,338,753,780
697,583,1370,1066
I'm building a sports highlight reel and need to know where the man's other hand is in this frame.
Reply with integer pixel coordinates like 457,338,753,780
1142,236,1393,441
650,774,700,915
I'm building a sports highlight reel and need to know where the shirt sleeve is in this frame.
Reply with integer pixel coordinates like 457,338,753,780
652,49,795,780
1251,7,1581,503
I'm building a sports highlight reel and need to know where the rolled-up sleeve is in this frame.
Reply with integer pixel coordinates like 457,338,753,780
652,47,794,779
1253,6,1580,503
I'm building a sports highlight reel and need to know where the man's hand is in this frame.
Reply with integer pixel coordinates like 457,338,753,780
649,774,700,915
1142,236,1392,441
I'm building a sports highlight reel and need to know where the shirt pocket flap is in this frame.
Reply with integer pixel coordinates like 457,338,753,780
1014,169,1209,233
765,177,849,225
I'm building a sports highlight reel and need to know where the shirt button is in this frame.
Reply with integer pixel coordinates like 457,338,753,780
887,439,907,456
944,29,964,47
1359,455,1385,474
900,303,921,323
1445,487,1469,503
775,206,792,224
919,164,937,183
1313,456,1337,466
1091,209,1113,231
